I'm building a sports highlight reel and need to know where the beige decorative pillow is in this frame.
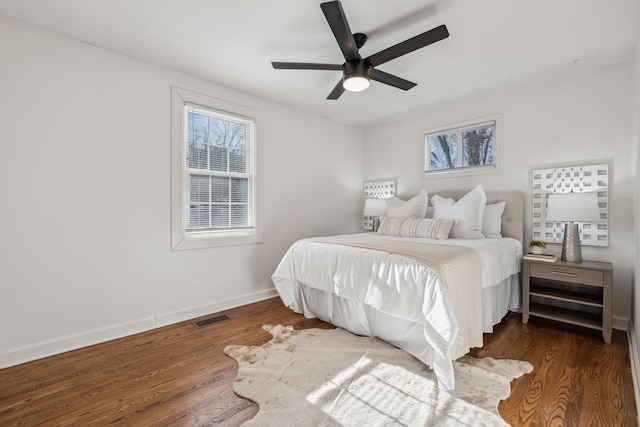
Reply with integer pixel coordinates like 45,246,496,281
377,217,454,239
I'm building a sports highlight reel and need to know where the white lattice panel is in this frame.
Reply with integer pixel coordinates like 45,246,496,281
531,164,608,247
363,179,396,230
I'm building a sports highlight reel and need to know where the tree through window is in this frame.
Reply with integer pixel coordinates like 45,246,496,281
424,120,496,174
184,104,255,234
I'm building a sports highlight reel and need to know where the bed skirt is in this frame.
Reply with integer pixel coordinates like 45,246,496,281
280,273,520,365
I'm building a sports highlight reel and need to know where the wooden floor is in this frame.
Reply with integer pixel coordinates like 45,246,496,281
0,297,636,426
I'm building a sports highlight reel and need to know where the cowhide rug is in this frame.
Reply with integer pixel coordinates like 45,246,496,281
224,325,532,426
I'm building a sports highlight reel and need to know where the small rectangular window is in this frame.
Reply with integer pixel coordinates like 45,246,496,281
423,118,498,177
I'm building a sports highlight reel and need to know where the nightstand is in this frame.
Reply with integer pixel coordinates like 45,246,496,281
522,258,612,343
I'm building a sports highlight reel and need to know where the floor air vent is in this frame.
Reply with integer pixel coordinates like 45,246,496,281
193,314,231,328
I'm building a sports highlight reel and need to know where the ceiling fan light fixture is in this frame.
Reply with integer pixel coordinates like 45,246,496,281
343,75,370,92
342,59,371,92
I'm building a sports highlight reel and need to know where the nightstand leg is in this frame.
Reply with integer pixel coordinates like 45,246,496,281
522,262,530,324
603,270,612,344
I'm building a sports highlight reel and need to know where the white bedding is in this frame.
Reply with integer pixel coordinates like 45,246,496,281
271,233,522,390
356,233,523,288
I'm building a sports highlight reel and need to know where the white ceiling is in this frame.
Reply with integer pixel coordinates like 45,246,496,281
0,0,638,128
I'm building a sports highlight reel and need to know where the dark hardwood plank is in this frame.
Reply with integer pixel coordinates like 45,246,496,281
0,298,636,426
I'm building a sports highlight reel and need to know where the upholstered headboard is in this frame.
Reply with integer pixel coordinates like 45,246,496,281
426,190,525,246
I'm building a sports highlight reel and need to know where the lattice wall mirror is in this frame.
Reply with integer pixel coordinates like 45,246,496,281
363,179,396,230
531,163,609,247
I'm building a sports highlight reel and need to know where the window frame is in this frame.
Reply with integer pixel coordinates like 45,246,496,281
422,114,502,179
171,87,262,250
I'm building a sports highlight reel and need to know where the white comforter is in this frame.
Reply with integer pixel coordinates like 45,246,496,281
271,233,522,389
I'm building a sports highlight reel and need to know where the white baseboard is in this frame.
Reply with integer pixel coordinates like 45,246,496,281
627,321,640,425
0,316,157,370
0,288,279,369
614,315,630,331
154,288,278,327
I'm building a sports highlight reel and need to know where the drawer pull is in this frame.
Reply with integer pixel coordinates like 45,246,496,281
551,271,577,277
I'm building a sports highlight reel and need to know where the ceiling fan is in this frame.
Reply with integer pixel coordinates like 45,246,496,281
271,0,449,100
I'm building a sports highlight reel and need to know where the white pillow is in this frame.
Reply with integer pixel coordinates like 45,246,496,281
378,217,454,239
425,206,435,218
482,201,506,239
431,185,487,239
385,190,428,218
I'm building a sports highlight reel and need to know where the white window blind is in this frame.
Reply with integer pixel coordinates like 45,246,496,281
183,103,256,235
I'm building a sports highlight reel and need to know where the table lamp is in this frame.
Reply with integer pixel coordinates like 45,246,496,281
545,192,600,263
363,198,387,232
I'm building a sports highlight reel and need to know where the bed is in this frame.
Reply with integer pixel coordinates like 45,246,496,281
271,188,524,390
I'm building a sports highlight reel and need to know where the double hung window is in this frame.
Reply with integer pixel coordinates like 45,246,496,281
184,104,255,234
172,88,260,250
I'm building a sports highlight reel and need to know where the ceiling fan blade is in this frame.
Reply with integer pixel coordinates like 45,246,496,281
320,1,360,62
365,24,449,67
370,68,416,91
327,79,345,100
272,62,343,71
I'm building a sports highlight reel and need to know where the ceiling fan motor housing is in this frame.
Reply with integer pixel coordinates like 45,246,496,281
343,60,371,79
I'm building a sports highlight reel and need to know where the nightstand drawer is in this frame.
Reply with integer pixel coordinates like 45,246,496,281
529,263,604,287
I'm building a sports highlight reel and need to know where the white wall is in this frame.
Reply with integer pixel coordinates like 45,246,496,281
0,17,363,367
631,16,640,407
363,64,634,326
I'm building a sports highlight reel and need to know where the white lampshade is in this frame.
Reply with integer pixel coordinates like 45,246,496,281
546,192,600,222
363,198,387,217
